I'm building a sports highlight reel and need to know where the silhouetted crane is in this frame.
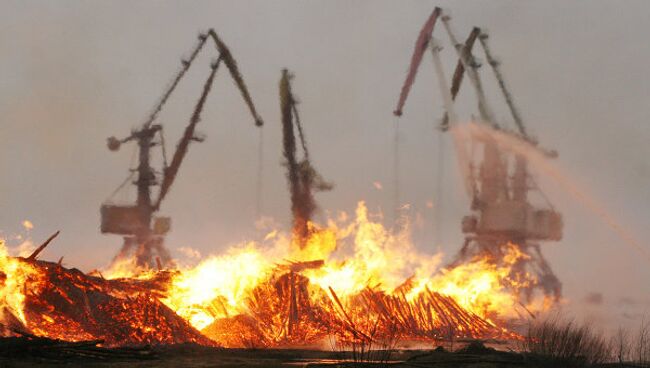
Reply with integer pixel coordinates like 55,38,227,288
101,29,263,268
279,69,332,248
393,8,563,303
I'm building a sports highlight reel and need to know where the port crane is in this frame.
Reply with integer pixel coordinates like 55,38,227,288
101,29,263,268
394,8,563,302
279,69,332,248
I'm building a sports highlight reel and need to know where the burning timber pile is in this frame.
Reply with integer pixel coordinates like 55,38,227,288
0,257,212,346
1,203,545,348
200,268,508,347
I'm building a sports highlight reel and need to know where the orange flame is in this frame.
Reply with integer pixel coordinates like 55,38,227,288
0,239,43,327
2,203,550,346
153,201,546,344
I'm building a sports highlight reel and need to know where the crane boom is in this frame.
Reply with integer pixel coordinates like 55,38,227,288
280,69,332,248
143,34,210,130
393,7,441,117
280,69,312,246
477,32,527,137
391,7,564,303
441,19,495,125
450,27,481,100
441,27,481,129
103,29,264,268
208,30,263,127
153,30,266,210
154,58,222,210
429,38,475,199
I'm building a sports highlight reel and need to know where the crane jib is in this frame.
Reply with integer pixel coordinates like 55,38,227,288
393,7,441,117
155,57,222,210
102,30,265,268
208,30,264,127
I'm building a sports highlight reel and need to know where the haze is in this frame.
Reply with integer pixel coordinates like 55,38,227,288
1,0,649,330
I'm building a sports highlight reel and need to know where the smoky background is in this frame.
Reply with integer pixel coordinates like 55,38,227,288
0,0,649,330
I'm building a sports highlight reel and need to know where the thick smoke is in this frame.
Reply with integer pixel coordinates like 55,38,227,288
455,122,650,264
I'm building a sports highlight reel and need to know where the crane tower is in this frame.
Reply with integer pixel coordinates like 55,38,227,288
394,8,563,303
101,29,263,268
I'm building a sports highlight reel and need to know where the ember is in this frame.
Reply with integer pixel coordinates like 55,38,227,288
0,248,212,346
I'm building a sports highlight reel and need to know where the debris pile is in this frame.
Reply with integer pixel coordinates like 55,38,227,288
1,257,213,346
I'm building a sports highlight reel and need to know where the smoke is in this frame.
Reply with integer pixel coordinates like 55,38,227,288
584,292,604,306
177,246,201,260
110,239,173,272
452,122,650,264
439,121,563,305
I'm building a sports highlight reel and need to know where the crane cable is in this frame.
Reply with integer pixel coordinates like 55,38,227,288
434,126,445,248
143,33,209,130
105,144,138,202
255,126,264,218
154,58,222,210
393,116,401,226
477,32,527,138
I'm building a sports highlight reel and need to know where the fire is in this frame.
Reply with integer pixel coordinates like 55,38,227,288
153,202,543,345
427,244,527,320
102,255,158,280
162,244,273,330
0,202,549,346
0,239,42,326
301,203,441,297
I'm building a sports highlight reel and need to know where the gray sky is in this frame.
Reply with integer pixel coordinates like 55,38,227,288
1,0,649,330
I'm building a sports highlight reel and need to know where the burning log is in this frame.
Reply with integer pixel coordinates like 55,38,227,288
323,284,516,346
6,257,214,347
27,230,60,261
281,259,325,273
201,265,517,349
2,254,520,349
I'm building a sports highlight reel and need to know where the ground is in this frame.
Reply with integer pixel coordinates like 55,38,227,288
0,342,636,368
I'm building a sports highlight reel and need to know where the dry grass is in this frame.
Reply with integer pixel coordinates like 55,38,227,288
520,315,612,366
612,316,650,366
328,306,400,366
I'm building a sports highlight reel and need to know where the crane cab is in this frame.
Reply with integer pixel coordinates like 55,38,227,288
100,204,171,236
462,202,563,241
100,204,148,235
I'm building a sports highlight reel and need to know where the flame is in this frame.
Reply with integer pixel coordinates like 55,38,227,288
2,201,549,346
301,203,441,297
155,201,544,345
426,244,527,319
102,255,158,280
162,244,273,330
22,220,34,230
0,239,42,326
